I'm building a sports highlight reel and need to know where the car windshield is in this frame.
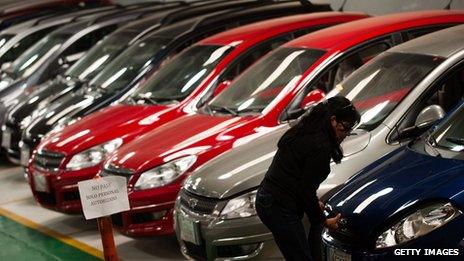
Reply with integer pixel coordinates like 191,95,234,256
129,45,234,104
208,47,325,114
431,103,464,152
327,52,443,131
89,36,170,93
8,33,70,78
66,32,138,81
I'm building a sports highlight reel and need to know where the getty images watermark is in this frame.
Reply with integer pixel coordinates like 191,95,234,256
394,249,460,256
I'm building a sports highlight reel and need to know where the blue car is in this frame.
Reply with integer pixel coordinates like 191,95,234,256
322,101,464,260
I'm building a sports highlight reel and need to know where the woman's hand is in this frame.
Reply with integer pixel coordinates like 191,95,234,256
324,213,341,230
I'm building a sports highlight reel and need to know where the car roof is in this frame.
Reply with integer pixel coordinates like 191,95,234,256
0,6,118,34
199,11,367,46
388,24,464,58
51,4,164,35
115,0,267,38
285,10,464,51
148,1,328,40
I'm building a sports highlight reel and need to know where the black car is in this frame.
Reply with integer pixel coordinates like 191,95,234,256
0,2,174,108
18,0,328,166
1,0,293,163
0,0,111,31
0,5,122,71
0,2,176,161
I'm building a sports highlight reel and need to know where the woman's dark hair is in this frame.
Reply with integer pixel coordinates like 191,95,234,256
278,96,360,163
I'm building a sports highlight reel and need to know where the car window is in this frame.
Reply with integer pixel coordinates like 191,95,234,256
61,25,118,59
129,45,234,103
404,24,454,40
208,47,325,114
327,52,443,131
8,33,70,78
0,27,56,64
395,63,464,138
283,41,391,120
65,31,138,80
432,103,464,152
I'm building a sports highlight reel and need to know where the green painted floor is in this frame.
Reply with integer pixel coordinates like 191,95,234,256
0,215,101,261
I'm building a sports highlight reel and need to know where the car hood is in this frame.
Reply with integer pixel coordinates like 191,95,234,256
39,104,172,154
26,90,103,137
185,125,286,199
9,80,75,124
326,145,464,243
184,127,370,199
108,113,266,173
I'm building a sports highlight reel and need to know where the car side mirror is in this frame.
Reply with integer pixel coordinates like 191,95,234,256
397,105,445,140
213,80,231,97
415,104,445,128
300,89,325,110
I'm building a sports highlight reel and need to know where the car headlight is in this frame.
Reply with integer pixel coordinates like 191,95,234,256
66,138,123,170
220,190,257,219
376,202,462,248
134,155,197,190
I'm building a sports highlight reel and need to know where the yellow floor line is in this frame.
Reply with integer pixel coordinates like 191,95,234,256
0,207,104,260
0,196,32,206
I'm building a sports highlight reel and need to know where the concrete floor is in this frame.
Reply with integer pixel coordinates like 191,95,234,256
0,163,185,260
0,161,284,260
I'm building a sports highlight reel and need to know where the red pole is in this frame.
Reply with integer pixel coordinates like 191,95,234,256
97,216,119,261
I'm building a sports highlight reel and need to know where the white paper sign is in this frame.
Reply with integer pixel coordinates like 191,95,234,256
78,176,130,220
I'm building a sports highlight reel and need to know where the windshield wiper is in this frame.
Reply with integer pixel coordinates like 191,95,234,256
425,134,442,157
136,96,159,105
445,137,464,146
209,104,238,116
236,107,263,115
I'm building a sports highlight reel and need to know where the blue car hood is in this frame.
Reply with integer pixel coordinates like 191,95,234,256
326,145,464,243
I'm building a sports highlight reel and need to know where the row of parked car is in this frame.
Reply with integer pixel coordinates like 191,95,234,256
0,0,463,260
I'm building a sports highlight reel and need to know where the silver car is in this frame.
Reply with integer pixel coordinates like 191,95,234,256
174,24,464,260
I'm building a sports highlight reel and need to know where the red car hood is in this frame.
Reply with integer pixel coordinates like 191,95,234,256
39,104,174,154
108,113,272,173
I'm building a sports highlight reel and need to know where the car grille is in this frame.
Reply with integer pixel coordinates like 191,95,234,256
179,189,219,215
100,164,134,182
184,241,207,260
33,150,65,171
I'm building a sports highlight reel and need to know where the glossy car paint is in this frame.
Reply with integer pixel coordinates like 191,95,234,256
322,102,464,260
87,10,464,240
0,6,121,153
2,1,203,162
174,22,464,260
0,4,164,111
28,3,335,215
20,1,329,159
0,6,119,69
0,0,111,30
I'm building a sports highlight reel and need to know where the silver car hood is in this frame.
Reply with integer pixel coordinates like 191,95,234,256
185,126,287,199
340,128,371,156
185,126,370,199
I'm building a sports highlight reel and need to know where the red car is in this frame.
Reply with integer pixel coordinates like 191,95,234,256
98,10,464,237
29,12,367,213
34,10,464,237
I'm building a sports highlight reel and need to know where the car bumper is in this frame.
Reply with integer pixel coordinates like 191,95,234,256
2,124,22,164
28,165,101,214
321,226,464,261
110,186,181,237
174,203,275,260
